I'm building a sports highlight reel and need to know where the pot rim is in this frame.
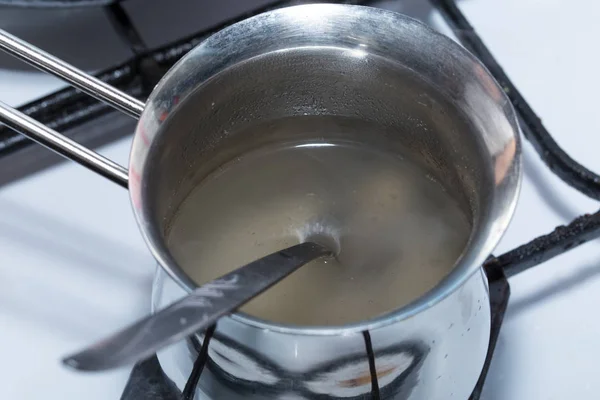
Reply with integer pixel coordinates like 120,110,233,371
131,3,522,336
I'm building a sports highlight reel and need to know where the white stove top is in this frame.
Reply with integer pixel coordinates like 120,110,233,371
1,1,599,399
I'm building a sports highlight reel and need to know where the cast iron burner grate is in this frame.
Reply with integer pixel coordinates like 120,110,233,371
1,0,599,399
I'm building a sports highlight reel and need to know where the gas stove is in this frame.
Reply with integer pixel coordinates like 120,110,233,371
0,1,599,399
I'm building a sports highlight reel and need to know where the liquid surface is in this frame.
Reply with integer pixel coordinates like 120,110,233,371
167,140,471,326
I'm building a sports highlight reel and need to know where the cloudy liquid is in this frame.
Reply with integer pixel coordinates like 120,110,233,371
167,136,471,326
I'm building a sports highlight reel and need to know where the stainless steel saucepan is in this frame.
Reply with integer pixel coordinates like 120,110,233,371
0,4,521,399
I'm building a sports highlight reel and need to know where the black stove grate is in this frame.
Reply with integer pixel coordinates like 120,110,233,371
1,0,599,399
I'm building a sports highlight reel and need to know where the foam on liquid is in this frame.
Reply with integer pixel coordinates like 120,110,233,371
167,137,471,326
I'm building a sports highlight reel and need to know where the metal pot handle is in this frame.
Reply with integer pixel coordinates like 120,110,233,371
0,29,146,188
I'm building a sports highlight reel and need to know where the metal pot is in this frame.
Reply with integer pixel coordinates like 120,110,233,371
0,4,521,399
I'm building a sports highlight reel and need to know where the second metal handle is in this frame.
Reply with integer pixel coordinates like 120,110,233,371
0,29,147,188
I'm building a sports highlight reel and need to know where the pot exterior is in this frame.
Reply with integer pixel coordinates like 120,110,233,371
154,266,490,399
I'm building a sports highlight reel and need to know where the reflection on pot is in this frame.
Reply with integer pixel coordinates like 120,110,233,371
190,332,428,399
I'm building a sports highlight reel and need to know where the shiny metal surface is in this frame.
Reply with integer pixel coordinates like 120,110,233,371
154,265,491,399
62,242,331,371
0,29,145,119
133,4,521,300
0,100,129,187
135,4,520,399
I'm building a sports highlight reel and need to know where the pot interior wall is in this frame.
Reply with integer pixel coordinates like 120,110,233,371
146,47,492,243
